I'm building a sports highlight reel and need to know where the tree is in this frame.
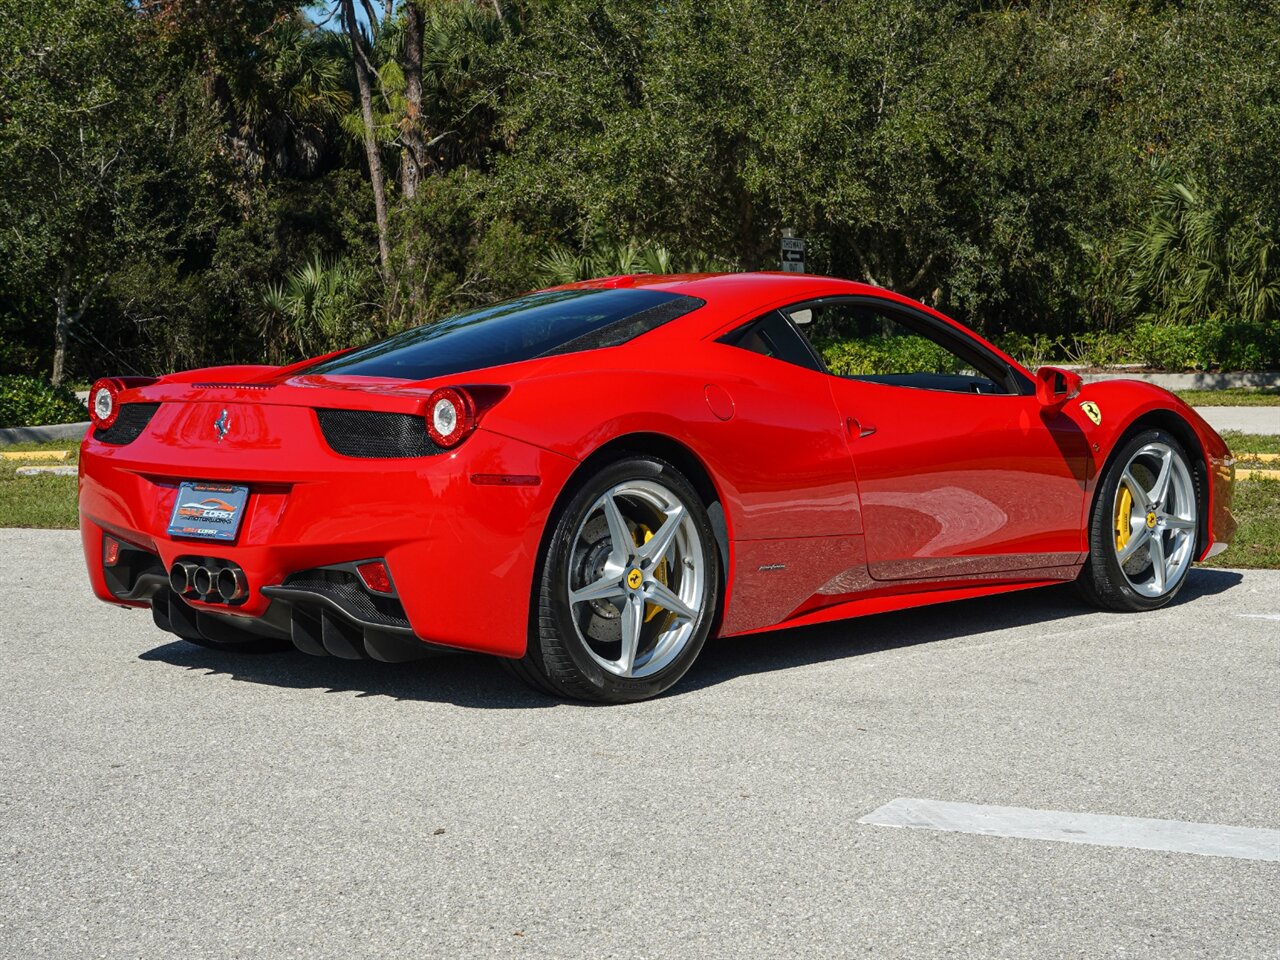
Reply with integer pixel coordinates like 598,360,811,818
1118,173,1280,328
400,0,427,199
0,0,171,383
338,0,392,276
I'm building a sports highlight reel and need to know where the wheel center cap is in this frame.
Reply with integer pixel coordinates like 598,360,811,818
1146,512,1158,529
626,568,643,590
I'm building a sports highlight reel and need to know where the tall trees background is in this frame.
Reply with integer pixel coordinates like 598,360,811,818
1,0,1277,382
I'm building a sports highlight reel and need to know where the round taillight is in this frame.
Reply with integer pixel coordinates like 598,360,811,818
425,387,476,448
89,378,121,429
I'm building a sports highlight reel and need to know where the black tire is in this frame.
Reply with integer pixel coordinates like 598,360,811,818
1077,428,1199,612
511,455,720,703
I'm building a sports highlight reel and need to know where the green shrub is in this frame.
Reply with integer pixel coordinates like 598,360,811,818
818,335,966,376
995,332,1064,371
998,319,1280,371
0,375,88,428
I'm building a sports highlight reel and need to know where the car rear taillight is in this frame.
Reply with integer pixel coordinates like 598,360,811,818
426,387,476,448
89,379,121,429
89,376,159,430
423,385,509,449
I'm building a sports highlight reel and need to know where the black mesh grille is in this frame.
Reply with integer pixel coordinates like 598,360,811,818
193,382,271,390
94,403,161,445
282,569,410,628
315,409,440,458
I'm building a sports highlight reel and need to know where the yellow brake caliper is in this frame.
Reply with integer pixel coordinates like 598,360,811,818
1115,485,1133,553
634,523,670,623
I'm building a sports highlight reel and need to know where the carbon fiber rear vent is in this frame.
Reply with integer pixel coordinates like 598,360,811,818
94,403,161,445
282,569,411,628
315,409,440,458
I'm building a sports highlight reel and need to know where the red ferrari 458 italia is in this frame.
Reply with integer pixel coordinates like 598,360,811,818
80,272,1235,701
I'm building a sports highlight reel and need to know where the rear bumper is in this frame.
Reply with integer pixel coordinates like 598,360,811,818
79,426,578,656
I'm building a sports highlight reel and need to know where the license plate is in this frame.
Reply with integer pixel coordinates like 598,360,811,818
167,482,250,542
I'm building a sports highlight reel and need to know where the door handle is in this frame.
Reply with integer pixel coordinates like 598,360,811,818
846,417,877,439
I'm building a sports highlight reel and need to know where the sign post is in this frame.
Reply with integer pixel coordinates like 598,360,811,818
780,232,805,273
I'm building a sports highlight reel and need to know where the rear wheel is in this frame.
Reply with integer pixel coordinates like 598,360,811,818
1078,429,1199,611
512,456,720,703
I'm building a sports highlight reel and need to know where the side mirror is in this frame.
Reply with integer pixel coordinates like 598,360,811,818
1034,366,1082,409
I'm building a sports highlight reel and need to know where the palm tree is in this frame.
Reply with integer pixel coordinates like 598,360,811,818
1120,174,1280,327
261,255,378,356
537,238,725,285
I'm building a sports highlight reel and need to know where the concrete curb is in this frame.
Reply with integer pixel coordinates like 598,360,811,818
1193,407,1280,435
0,422,90,446
15,465,78,477
1071,369,1280,390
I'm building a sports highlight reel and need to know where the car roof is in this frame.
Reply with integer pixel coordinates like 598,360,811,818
559,271,878,298
557,271,1031,379
559,271,955,335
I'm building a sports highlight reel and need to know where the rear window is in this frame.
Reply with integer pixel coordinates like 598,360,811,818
306,288,703,381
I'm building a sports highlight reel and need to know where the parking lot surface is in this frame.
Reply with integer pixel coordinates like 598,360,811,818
2,529,1277,959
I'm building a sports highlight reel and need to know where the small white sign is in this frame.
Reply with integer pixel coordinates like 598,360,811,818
780,236,805,273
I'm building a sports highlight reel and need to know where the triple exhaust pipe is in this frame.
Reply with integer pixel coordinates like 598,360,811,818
169,560,249,603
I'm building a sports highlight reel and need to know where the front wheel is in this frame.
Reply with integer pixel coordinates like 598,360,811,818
511,456,720,703
1078,428,1200,611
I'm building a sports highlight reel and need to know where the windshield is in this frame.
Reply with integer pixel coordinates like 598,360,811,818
306,288,703,381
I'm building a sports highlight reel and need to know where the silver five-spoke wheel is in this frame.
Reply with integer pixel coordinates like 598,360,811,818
513,455,719,702
566,479,706,679
1111,441,1197,598
1080,428,1200,612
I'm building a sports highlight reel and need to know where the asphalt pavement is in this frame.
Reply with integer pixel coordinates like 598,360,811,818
2,528,1277,959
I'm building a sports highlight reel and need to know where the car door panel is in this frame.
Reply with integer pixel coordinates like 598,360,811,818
705,345,862,541
830,379,1091,580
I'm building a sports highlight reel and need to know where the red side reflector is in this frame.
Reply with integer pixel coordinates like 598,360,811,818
356,561,393,594
470,474,541,486
103,537,122,567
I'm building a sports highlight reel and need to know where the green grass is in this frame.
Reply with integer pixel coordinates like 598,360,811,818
0,441,79,528
1203,479,1280,569
1177,387,1280,406
0,438,83,453
1222,431,1280,455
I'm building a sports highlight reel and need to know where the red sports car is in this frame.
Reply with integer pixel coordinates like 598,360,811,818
79,273,1235,702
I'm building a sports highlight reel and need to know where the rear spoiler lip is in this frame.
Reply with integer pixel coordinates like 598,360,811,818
123,380,430,414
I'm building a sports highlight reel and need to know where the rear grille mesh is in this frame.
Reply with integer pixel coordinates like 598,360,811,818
94,403,161,445
316,409,440,458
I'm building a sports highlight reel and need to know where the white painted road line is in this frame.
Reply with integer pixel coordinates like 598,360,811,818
859,798,1280,863
1237,614,1280,622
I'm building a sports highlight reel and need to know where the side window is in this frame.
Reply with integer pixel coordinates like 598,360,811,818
718,310,826,374
783,300,1015,395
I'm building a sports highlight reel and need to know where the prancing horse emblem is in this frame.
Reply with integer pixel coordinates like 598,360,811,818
214,408,230,441
1079,401,1102,426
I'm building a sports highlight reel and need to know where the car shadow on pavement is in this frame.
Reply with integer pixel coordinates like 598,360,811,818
138,640,552,709
680,567,1243,696
138,568,1243,708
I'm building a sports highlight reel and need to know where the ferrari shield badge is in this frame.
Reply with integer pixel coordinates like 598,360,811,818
1080,401,1102,425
